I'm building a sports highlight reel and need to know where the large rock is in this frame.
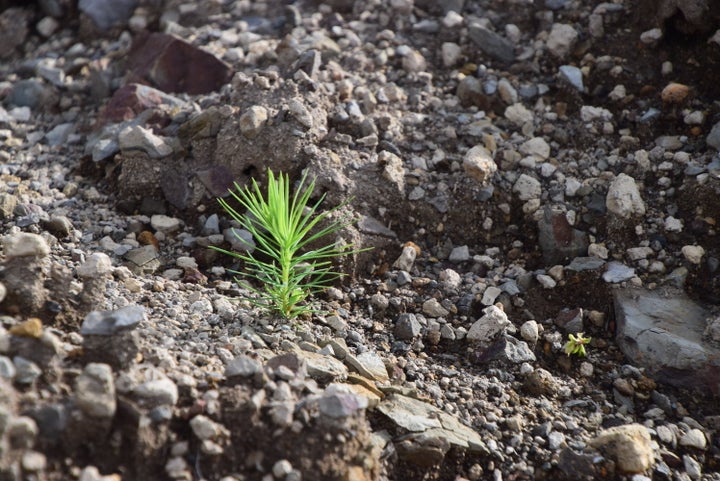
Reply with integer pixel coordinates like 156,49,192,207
614,288,720,394
126,32,233,95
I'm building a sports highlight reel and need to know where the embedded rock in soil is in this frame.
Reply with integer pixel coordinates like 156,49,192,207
637,0,720,34
613,287,720,395
588,424,654,474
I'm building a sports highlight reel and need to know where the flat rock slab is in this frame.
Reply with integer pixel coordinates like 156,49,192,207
614,288,720,395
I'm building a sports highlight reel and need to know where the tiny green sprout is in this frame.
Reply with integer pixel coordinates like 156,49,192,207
212,169,367,319
564,332,591,357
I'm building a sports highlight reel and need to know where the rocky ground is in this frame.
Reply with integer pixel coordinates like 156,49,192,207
1,0,720,480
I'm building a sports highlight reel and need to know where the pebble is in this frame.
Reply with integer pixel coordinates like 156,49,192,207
546,24,578,59
463,145,497,183
606,173,646,219
679,429,707,450
467,305,511,343
75,363,116,418
520,320,539,343
520,137,550,160
81,305,146,336
441,42,463,67
76,253,113,278
118,125,173,158
239,106,268,139
681,245,705,264
449,245,470,263
513,173,542,201
422,299,450,318
504,103,534,126
151,215,182,234
602,262,636,283
559,65,584,91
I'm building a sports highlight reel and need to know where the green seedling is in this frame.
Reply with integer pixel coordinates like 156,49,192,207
213,169,364,319
564,332,591,357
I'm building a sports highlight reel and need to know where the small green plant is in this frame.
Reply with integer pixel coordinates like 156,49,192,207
564,332,591,357
213,169,363,319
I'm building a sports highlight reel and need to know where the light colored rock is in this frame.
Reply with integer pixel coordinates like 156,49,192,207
393,244,418,271
463,145,497,183
76,253,113,278
546,23,578,59
580,106,613,122
513,173,542,201
377,394,488,453
75,363,116,418
467,305,510,343
118,125,172,158
520,137,550,160
681,245,705,265
504,103,534,126
520,320,539,343
680,429,707,450
239,105,268,139
559,65,584,92
2,233,50,258
441,42,463,67
422,298,449,318
588,424,654,473
606,173,645,219
151,214,182,233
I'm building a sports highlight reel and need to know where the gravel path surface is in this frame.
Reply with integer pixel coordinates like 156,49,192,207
1,1,720,480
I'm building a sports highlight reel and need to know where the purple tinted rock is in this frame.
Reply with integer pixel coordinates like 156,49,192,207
126,33,234,95
99,83,185,124
537,207,588,265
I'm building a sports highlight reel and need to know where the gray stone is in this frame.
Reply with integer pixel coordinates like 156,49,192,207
125,245,161,273
467,22,515,63
345,351,389,382
75,363,116,418
225,355,263,378
295,350,348,382
7,416,38,449
481,286,502,305
513,173,542,201
614,288,720,395
679,429,707,450
546,23,578,59
2,233,50,258
0,355,16,379
467,305,511,343
395,313,422,340
566,256,606,271
118,125,172,158
76,252,113,278
393,244,417,272
133,370,179,407
79,0,136,29
448,245,470,263
378,393,489,459
603,261,635,283
45,123,74,146
81,305,145,335
501,336,536,363
13,356,42,385
318,384,368,418
706,121,720,150
7,79,55,110
150,214,182,233
559,65,584,91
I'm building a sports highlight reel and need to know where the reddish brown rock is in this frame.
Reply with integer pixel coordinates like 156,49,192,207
126,33,234,95
100,83,185,124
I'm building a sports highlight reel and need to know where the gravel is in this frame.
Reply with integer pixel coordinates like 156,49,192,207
0,1,719,480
